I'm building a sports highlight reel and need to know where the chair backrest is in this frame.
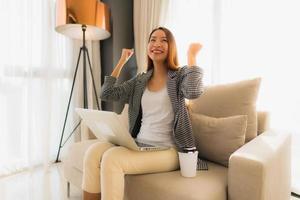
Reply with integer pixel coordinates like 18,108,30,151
257,111,270,135
82,104,270,140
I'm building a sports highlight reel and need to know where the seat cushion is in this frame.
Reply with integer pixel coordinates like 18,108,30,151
125,161,228,200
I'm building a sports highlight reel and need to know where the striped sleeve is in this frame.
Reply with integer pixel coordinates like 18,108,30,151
180,66,204,99
100,75,137,103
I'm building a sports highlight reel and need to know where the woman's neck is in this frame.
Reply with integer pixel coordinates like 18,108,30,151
152,61,168,79
146,61,168,91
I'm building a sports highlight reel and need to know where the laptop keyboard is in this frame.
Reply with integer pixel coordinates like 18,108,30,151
135,141,155,147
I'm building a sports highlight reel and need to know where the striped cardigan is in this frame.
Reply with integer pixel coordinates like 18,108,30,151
100,65,204,151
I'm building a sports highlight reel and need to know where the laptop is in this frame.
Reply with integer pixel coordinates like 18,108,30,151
75,108,170,151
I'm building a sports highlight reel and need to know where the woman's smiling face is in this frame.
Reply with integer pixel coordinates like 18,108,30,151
147,29,169,63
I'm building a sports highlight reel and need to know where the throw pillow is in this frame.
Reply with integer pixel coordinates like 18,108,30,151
190,113,248,167
189,78,261,142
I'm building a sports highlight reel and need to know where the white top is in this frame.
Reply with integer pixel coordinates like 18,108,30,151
136,85,176,147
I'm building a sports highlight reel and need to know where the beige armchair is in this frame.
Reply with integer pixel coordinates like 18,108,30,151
63,111,291,200
62,78,291,200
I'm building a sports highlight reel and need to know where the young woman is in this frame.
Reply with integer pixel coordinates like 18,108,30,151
82,27,205,200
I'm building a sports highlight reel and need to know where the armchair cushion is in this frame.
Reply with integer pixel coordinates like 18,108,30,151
190,113,247,167
189,78,261,142
125,161,228,200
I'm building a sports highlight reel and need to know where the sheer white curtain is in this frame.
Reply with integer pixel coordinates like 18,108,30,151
0,0,71,176
218,0,300,194
0,0,100,176
164,0,300,194
164,0,214,85
133,0,170,73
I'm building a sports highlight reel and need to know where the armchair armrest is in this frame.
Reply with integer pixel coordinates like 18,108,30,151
228,130,291,200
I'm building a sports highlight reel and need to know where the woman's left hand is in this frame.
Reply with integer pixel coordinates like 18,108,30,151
188,43,202,57
187,43,202,66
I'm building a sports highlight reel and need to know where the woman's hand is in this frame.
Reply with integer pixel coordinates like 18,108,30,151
187,43,202,66
111,48,134,78
119,48,134,65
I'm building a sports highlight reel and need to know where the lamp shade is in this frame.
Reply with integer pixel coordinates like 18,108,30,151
55,0,111,40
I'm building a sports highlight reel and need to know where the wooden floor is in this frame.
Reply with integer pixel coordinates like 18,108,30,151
0,163,81,200
0,163,299,200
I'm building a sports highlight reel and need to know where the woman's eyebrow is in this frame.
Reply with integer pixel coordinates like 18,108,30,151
150,36,167,39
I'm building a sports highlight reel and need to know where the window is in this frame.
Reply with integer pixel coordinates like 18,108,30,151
0,0,75,176
165,0,300,193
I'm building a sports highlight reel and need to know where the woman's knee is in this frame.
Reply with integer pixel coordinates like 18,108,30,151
83,141,115,166
101,146,125,171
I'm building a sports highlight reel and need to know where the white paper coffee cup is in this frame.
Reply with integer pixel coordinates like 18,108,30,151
178,151,198,178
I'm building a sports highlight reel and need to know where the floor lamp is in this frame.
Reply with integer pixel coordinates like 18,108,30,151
54,0,111,162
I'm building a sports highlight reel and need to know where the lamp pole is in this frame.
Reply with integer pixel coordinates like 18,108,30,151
82,25,88,109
